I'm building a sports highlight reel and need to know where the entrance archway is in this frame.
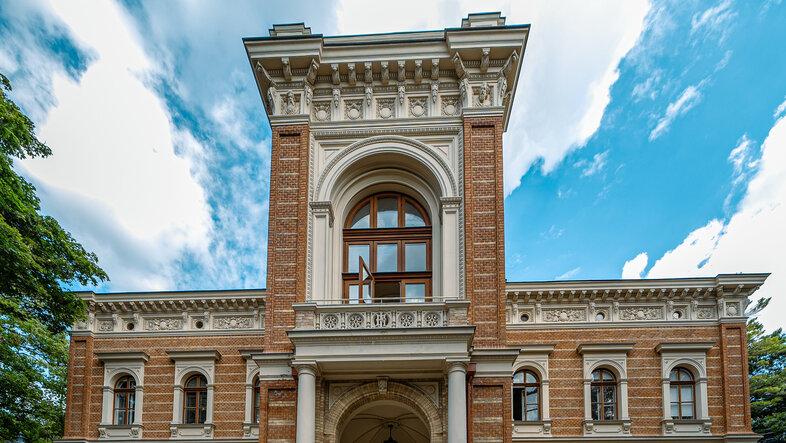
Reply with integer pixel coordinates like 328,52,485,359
324,381,444,443
339,400,428,443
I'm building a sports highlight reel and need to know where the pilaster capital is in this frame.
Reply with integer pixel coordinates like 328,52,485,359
292,360,319,377
310,201,334,225
440,197,462,211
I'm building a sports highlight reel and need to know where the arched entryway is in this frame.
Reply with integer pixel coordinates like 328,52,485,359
339,400,428,443
324,381,444,443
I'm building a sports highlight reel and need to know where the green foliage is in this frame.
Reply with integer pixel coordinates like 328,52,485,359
748,300,786,442
0,72,107,442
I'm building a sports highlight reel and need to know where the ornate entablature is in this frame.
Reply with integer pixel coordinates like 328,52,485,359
243,13,528,130
505,273,768,327
71,290,266,335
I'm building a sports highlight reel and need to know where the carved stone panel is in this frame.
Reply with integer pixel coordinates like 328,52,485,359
441,96,460,116
408,96,427,118
145,318,183,331
542,308,586,322
344,100,363,120
376,98,395,119
619,307,663,321
213,316,253,329
312,101,331,121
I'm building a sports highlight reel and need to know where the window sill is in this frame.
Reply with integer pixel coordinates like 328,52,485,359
512,420,552,437
169,423,214,439
583,419,632,436
242,423,259,439
662,418,712,435
98,424,143,439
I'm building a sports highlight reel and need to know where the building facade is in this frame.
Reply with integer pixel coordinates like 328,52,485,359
61,13,767,443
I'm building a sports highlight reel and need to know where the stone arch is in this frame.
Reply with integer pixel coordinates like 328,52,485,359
324,381,443,443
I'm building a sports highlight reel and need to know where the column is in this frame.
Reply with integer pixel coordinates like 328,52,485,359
296,364,317,443
441,197,461,298
447,361,468,443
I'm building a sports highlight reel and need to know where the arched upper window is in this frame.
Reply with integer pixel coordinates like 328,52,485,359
669,367,695,419
343,193,431,303
253,377,261,424
513,370,540,421
113,376,136,425
590,368,617,421
184,374,208,424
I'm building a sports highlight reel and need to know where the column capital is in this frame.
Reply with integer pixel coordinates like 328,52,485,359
293,361,319,376
445,358,470,374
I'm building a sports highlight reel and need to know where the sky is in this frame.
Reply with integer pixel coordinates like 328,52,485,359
1,0,784,331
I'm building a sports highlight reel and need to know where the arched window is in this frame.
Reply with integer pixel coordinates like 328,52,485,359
669,367,695,419
113,376,136,425
513,370,540,421
184,374,208,424
343,193,431,303
590,368,617,420
253,377,261,424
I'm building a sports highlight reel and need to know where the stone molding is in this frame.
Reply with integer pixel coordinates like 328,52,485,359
96,352,149,438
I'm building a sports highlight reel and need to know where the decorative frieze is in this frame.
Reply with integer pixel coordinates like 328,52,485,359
213,316,253,330
295,300,469,331
542,308,586,322
619,307,663,321
145,318,183,331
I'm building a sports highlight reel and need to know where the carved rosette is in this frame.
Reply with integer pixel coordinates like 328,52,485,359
344,100,363,120
312,101,331,121
376,98,395,119
441,96,460,116
408,96,427,117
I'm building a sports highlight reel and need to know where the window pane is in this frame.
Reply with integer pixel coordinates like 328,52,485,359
592,370,601,381
128,409,135,424
603,386,616,404
405,243,427,271
347,244,369,273
526,386,538,405
602,370,614,381
199,392,208,408
349,203,370,228
590,386,600,404
682,403,694,419
377,243,398,272
362,284,372,302
128,392,135,410
680,368,693,382
117,378,128,389
670,385,679,402
186,377,197,388
348,285,359,304
405,283,425,303
681,385,693,402
670,402,680,419
604,405,616,420
525,372,538,384
526,405,539,421
185,392,197,408
128,378,136,389
669,369,679,381
115,392,127,409
512,388,523,421
377,197,398,228
591,403,601,420
198,408,207,424
513,372,524,384
375,281,400,300
404,202,426,227
115,409,126,425
185,409,196,424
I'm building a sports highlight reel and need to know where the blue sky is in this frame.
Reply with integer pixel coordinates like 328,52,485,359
1,0,785,330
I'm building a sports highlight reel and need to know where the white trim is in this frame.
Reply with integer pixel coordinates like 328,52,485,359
512,345,554,437
657,343,714,435
578,344,633,436
96,352,148,439
168,351,220,439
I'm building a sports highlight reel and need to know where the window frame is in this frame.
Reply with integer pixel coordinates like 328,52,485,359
669,367,696,420
590,368,618,421
342,193,432,302
252,377,261,425
513,369,541,422
113,375,136,425
183,374,208,425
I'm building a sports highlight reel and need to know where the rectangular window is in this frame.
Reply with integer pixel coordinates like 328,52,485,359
347,244,369,273
376,197,398,228
404,242,427,271
404,283,426,303
376,243,398,272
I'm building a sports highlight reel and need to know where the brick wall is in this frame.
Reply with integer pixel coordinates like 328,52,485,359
64,336,93,439
469,377,511,443
506,325,752,436
463,117,507,349
257,380,297,443
265,125,310,353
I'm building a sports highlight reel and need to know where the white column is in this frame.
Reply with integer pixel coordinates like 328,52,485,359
440,198,461,299
447,361,467,443
296,364,317,443
309,202,333,302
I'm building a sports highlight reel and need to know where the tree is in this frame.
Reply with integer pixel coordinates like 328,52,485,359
0,72,108,442
748,298,786,442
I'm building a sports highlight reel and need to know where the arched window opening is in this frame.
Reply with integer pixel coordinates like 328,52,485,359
513,370,540,421
343,193,431,303
113,376,136,425
590,368,617,421
253,377,261,424
669,367,695,419
184,374,208,424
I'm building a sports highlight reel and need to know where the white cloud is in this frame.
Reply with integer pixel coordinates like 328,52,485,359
621,252,648,279
649,83,703,140
775,95,786,120
334,0,651,196
691,0,736,43
556,267,582,280
632,105,786,331
575,150,609,178
18,0,212,290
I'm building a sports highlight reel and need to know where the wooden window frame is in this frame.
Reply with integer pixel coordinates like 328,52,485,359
113,376,136,425
252,377,261,424
513,370,541,422
669,367,696,419
183,374,208,425
343,193,432,302
590,368,618,421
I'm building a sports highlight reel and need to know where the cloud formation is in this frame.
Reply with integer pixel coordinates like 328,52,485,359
649,82,704,140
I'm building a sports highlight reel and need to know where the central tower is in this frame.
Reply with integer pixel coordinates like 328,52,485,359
244,13,529,443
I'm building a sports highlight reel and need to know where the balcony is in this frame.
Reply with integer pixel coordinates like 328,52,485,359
293,298,470,330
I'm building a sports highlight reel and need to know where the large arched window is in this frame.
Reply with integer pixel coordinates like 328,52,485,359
669,367,695,419
183,374,208,424
113,376,136,425
513,370,540,421
343,193,431,303
590,368,617,420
